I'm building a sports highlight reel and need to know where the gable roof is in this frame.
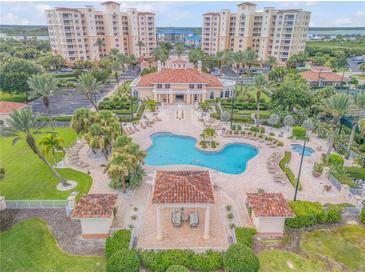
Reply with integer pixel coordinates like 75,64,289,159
152,170,215,204
136,68,223,88
300,70,348,82
170,58,188,64
71,194,118,219
0,101,27,114
246,193,294,217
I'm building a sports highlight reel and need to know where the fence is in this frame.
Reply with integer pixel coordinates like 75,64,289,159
329,175,342,191
5,199,67,209
342,206,361,216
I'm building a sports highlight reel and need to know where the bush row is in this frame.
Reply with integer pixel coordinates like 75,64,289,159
361,206,365,224
234,227,256,248
344,167,365,180
285,200,342,228
279,151,302,190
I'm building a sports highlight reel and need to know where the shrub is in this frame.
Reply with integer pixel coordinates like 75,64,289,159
234,227,256,248
318,204,342,223
223,244,259,272
190,250,223,271
328,153,344,167
286,200,323,228
361,207,365,224
166,265,189,272
344,167,365,180
0,166,5,179
105,230,131,258
359,144,365,152
232,115,254,124
249,126,265,133
291,126,307,140
279,151,302,190
107,249,140,272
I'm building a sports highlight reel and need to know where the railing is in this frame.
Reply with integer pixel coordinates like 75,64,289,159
341,206,361,216
348,188,365,198
329,174,342,191
6,200,67,209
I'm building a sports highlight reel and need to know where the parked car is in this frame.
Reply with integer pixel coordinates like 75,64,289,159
60,68,73,73
210,68,221,76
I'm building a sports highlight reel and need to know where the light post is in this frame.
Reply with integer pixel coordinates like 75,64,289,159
294,138,306,201
130,87,134,125
230,83,237,128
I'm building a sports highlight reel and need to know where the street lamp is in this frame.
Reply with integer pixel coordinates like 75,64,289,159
294,137,306,201
230,83,237,128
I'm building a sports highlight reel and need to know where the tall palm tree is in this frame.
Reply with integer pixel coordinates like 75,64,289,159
245,48,257,70
111,59,121,90
203,127,217,145
94,37,105,58
137,40,145,58
346,92,365,157
1,108,68,186
71,108,92,134
322,93,354,162
27,73,58,128
109,48,119,60
76,73,101,112
175,43,185,58
39,134,64,165
107,152,135,193
266,56,277,69
254,74,267,126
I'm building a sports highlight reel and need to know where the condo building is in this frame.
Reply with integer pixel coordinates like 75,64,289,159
46,1,156,62
202,2,310,63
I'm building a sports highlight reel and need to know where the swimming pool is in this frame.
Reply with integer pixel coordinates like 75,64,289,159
291,144,315,156
144,133,258,174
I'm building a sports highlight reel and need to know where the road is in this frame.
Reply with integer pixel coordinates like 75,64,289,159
347,57,362,73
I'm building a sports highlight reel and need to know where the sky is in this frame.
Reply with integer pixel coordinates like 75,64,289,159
0,1,364,28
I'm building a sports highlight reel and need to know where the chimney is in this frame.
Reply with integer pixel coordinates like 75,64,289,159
197,60,202,72
157,60,162,72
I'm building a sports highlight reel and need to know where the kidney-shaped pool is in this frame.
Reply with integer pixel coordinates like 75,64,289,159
144,133,258,174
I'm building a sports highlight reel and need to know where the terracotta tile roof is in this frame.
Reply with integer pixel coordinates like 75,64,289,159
136,69,223,88
101,1,120,5
71,194,118,218
0,101,26,114
246,193,294,217
300,70,348,82
152,170,215,204
310,66,332,72
170,58,188,64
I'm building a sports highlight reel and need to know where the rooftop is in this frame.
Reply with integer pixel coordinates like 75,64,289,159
136,68,223,88
300,70,348,82
0,101,27,114
71,194,118,219
152,170,215,204
170,58,188,64
246,192,294,217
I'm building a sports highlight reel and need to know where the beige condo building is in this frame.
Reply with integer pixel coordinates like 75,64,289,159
46,1,156,62
202,2,310,63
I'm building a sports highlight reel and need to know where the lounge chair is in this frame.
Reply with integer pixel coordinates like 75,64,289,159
140,123,146,129
172,210,182,227
189,210,199,228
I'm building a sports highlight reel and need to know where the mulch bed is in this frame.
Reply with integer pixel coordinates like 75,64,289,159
0,208,105,256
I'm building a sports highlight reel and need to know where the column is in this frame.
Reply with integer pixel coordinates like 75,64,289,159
203,206,210,240
156,206,163,240
153,93,158,101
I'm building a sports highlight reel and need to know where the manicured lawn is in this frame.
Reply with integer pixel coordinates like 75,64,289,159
258,250,326,272
0,128,92,200
0,90,27,102
300,225,365,271
352,74,365,80
235,85,271,102
0,219,105,271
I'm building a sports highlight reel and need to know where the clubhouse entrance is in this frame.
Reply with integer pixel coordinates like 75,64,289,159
175,94,184,102
154,93,204,104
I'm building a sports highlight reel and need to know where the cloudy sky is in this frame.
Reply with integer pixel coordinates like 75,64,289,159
0,1,364,28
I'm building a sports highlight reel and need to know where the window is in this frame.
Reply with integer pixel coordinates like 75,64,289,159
194,94,198,101
220,91,224,98
157,84,162,89
225,90,230,97
197,84,203,89
165,84,170,89
210,92,214,100
189,84,194,89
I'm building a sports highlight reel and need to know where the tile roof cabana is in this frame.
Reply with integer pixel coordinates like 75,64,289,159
152,170,215,240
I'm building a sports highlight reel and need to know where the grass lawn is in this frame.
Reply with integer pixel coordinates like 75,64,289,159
300,225,365,271
235,110,272,119
352,74,365,80
234,85,271,102
0,219,105,271
0,128,92,200
258,250,326,272
0,90,27,102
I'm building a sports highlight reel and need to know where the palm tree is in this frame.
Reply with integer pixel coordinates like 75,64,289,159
1,108,68,186
359,118,365,136
360,62,365,75
76,73,101,112
71,108,92,134
94,37,105,58
175,43,185,58
254,74,267,126
245,48,257,70
39,134,64,165
266,56,277,69
107,152,135,193
109,48,119,60
322,93,354,162
346,92,365,157
111,59,121,90
203,127,217,145
137,41,145,58
27,73,58,128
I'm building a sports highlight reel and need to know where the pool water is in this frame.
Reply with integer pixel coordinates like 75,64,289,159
291,144,315,156
145,133,258,174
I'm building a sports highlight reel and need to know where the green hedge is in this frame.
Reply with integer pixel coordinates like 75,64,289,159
39,116,72,122
329,153,344,167
107,249,140,272
292,126,307,140
249,126,265,133
232,115,254,124
234,227,256,248
138,249,223,272
285,201,342,228
344,167,365,180
105,230,131,258
118,103,145,122
331,171,358,188
166,265,189,272
279,151,302,190
223,244,259,272
361,207,365,224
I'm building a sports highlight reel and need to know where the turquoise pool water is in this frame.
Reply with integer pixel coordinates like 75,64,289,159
291,144,315,156
145,133,258,174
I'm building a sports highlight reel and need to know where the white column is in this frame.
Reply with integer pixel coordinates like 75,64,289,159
156,206,163,240
203,206,210,240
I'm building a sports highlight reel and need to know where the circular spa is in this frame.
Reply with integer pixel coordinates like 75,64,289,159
144,133,258,174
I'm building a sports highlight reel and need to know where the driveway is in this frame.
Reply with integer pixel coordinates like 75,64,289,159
347,57,362,73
